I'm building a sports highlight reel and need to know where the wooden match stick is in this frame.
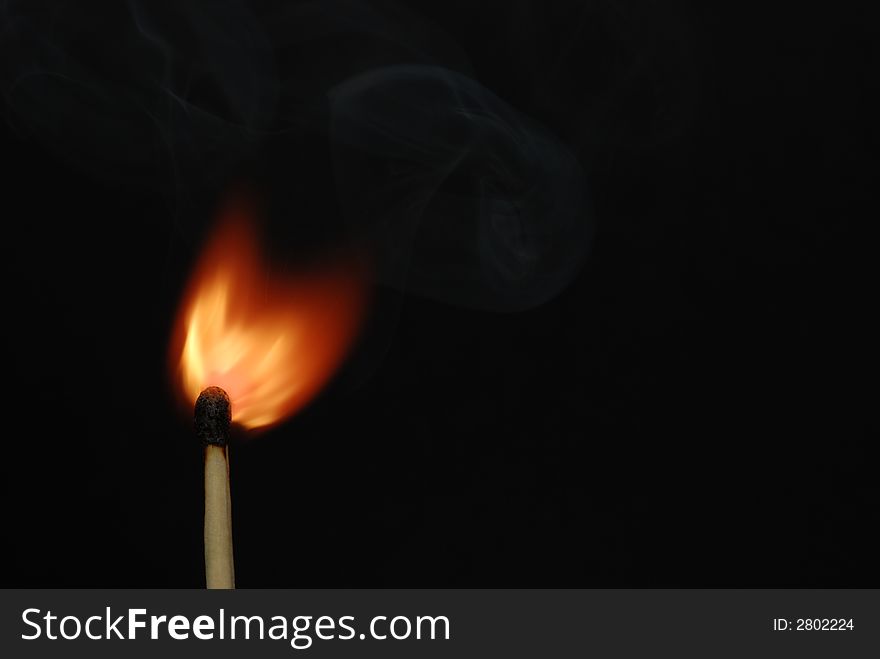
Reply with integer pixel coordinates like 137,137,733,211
195,386,235,589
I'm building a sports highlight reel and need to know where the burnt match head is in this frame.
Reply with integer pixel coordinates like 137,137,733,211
195,386,232,446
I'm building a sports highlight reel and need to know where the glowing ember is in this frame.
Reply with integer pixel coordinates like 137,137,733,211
169,197,367,431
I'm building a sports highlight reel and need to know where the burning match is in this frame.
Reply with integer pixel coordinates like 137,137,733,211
169,196,368,589
195,386,234,589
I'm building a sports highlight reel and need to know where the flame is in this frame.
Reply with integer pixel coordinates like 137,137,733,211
170,198,367,431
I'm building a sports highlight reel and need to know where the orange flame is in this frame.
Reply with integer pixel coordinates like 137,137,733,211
169,198,367,431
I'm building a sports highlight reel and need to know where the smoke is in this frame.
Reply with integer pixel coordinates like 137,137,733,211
0,0,593,311
0,1,276,191
329,65,590,310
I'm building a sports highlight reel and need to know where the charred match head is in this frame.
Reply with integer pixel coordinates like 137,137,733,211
195,386,232,446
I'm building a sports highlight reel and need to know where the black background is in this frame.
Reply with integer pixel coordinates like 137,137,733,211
1,0,878,587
